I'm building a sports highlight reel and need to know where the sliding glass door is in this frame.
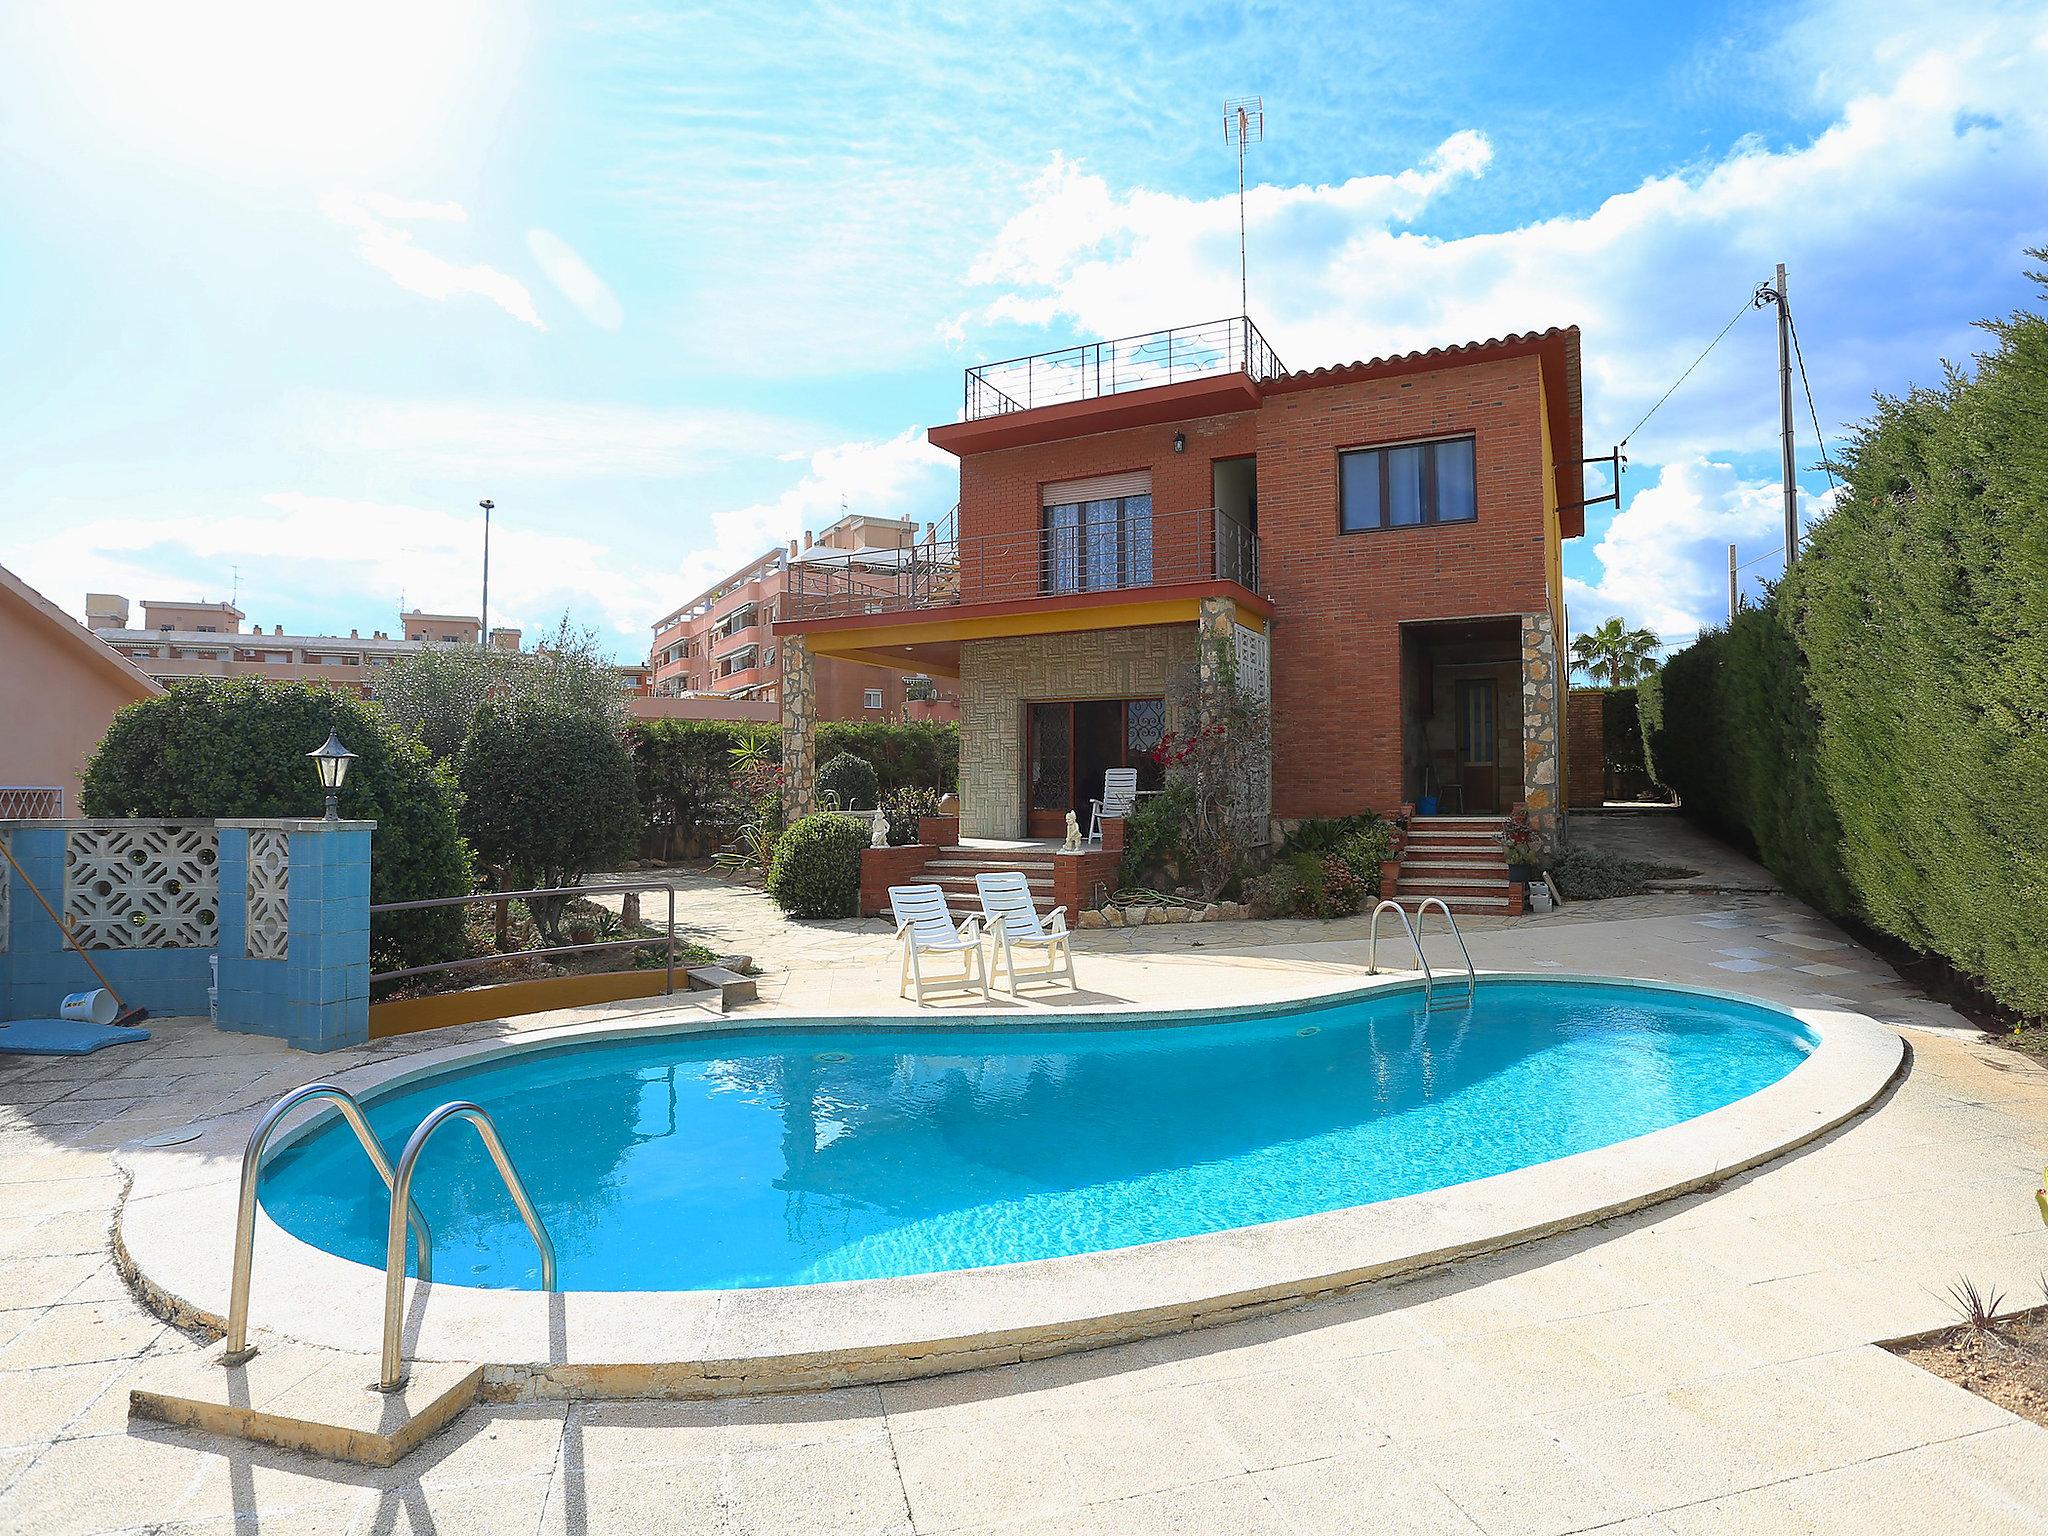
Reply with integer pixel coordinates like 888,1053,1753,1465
1043,494,1153,595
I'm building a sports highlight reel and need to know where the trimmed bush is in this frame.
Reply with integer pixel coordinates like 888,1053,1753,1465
1651,251,2048,1015
816,721,958,791
766,813,868,918
80,679,470,971
456,701,639,941
815,752,880,812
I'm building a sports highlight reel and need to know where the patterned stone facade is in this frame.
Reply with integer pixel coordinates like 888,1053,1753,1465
957,626,1196,839
1520,610,1563,833
779,634,818,822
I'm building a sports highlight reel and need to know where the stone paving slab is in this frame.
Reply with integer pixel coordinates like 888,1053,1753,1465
2,861,2047,1532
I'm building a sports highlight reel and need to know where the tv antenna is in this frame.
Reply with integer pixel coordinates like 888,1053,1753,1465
1223,97,1264,317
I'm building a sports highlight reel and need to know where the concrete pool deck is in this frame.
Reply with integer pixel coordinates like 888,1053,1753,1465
3,878,2047,1532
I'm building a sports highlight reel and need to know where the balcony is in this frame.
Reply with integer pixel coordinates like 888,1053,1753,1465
782,506,1258,621
964,315,1285,421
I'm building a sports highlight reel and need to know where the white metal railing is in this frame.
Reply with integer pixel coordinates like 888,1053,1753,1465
0,786,63,818
222,1083,433,1364
379,1101,555,1392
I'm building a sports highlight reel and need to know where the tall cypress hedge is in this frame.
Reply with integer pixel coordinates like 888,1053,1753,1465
1652,255,2048,1014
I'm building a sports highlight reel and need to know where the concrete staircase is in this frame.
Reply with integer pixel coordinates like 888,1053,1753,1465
921,845,1060,915
1392,815,1520,915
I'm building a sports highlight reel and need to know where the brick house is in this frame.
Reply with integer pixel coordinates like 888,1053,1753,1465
774,317,1583,864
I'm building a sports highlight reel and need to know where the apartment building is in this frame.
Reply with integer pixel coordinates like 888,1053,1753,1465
776,314,1584,839
648,511,959,722
85,595,517,698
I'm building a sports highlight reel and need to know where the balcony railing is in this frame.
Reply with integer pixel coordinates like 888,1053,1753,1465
964,316,1285,421
783,506,1258,620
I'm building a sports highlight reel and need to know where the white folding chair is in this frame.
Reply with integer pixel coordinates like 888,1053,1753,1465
974,871,1077,995
889,884,989,1004
1088,767,1139,843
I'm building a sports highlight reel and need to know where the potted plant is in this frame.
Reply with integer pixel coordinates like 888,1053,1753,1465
1500,807,1539,883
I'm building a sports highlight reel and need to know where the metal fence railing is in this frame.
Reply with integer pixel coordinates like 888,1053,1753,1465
0,786,64,819
784,506,1258,621
965,315,1286,421
369,881,680,994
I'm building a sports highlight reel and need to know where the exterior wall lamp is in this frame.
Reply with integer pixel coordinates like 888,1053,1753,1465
308,730,357,821
1172,432,1186,453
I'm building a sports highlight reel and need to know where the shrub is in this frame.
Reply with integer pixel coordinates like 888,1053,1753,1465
456,700,639,941
815,721,958,792
1153,634,1273,899
815,752,880,812
1547,845,1692,901
373,615,626,763
1335,824,1396,893
631,719,765,858
880,785,940,847
1319,854,1369,916
1285,813,1387,856
766,812,868,918
1244,861,1307,918
1117,777,1195,890
81,678,470,971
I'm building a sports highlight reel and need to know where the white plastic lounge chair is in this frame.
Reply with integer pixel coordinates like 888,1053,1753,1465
1088,767,1140,843
889,884,990,1004
975,871,1077,995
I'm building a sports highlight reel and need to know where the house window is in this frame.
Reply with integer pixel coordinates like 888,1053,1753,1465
1044,493,1153,595
1339,436,1477,531
863,688,883,709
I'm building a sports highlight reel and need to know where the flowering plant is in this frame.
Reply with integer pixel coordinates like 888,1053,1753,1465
1500,807,1540,865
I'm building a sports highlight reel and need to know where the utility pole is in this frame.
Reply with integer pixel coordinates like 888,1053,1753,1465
1728,544,1738,622
478,498,494,640
1775,264,1796,566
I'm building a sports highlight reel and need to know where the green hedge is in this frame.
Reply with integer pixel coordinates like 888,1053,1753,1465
1651,255,2048,1014
625,719,956,854
80,679,471,971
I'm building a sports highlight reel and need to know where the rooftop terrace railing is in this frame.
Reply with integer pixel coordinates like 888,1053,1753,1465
783,506,1258,620
964,315,1285,420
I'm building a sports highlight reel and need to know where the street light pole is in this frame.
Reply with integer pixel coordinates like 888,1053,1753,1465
478,499,494,640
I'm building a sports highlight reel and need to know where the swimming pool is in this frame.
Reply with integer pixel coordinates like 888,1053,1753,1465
259,979,1816,1292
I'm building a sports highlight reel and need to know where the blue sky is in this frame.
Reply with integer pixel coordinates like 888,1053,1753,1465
3,0,2045,661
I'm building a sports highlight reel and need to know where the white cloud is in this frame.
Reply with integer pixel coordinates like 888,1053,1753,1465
305,396,810,479
964,12,2048,643
526,229,624,332
321,190,545,330
664,429,956,607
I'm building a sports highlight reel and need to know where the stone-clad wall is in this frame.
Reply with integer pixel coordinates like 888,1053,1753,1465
1520,611,1562,833
957,626,1195,839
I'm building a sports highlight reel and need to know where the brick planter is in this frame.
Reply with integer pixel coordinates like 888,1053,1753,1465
1101,817,1126,853
1379,860,1401,897
859,843,937,917
1053,848,1121,922
918,815,959,846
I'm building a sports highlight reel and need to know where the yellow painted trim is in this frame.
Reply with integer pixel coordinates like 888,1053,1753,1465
369,970,674,1038
828,644,963,679
805,595,1265,655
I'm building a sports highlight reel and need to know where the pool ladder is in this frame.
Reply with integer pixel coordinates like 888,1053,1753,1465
1367,897,1477,1009
221,1082,557,1392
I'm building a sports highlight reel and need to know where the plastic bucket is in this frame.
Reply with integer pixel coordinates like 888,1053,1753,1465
59,989,119,1025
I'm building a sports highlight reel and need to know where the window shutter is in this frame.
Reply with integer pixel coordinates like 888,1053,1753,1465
1041,470,1152,506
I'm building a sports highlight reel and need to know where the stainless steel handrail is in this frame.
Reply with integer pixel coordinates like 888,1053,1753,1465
222,1083,432,1364
378,1101,556,1392
1414,897,1478,999
1367,899,1433,997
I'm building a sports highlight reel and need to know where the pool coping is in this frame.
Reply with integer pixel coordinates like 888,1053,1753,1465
115,971,1906,1400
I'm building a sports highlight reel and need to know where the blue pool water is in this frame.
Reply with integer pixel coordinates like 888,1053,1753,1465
261,980,1814,1291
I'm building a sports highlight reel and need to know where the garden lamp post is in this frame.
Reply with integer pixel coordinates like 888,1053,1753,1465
308,730,356,821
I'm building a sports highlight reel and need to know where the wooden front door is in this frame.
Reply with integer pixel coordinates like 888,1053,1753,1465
1455,678,1499,813
1024,698,1167,837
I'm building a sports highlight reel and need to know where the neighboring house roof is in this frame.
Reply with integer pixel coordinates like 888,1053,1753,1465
0,563,162,699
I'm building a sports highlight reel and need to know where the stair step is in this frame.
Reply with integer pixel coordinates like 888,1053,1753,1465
1401,859,1509,872
1391,893,1511,910
1413,816,1506,825
927,859,1056,872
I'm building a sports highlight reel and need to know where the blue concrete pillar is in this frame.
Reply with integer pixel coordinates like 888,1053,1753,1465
213,817,374,1051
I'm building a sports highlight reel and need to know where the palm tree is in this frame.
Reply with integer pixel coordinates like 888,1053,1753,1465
1571,617,1661,686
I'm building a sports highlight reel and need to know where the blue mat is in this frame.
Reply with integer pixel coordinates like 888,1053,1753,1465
0,1019,152,1055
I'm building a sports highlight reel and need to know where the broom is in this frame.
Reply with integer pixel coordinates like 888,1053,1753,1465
0,838,150,1028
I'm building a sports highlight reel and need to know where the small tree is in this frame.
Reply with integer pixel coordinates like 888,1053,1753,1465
373,613,628,763
455,700,638,941
1152,638,1272,900
1571,618,1662,686
81,679,470,970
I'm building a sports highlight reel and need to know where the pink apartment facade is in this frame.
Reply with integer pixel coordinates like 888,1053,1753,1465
648,512,960,723
86,596,518,698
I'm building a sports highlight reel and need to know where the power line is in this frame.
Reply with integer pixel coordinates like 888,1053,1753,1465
1619,295,1756,448
1782,304,1839,493
1735,545,1784,573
